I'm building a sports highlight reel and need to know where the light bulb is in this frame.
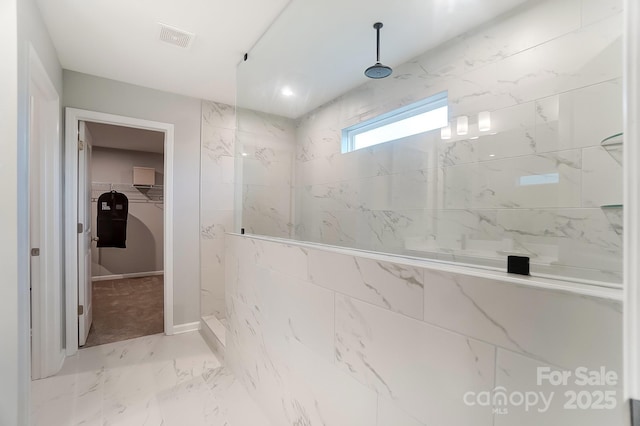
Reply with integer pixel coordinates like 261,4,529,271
441,123,452,140
457,116,468,135
478,111,491,132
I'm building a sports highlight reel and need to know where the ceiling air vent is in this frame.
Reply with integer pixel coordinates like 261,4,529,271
158,23,195,48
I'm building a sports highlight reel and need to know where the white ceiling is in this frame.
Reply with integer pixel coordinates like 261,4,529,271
36,0,292,106
86,122,164,154
37,0,528,115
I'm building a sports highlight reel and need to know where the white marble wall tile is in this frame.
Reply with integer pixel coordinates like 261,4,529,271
421,269,622,371
495,13,622,107
227,280,377,426
386,132,439,173
296,121,342,162
443,150,582,209
416,209,501,250
282,337,378,426
297,153,345,186
388,168,441,210
242,185,292,237
261,270,335,361
415,0,581,80
228,258,269,311
308,248,424,319
355,209,423,252
228,239,372,425
253,238,309,281
201,182,234,212
202,101,236,130
377,396,426,426
448,62,515,117
299,209,358,246
496,208,622,274
202,126,235,162
201,101,236,322
494,348,625,426
237,107,296,141
582,146,623,207
336,84,382,127
242,183,291,216
242,155,292,187
297,182,360,212
200,209,234,239
340,147,394,181
356,175,393,211
225,295,291,425
535,79,622,153
335,294,496,425
466,0,581,69
201,154,234,186
236,107,295,239
581,0,623,27
201,238,226,317
242,207,291,238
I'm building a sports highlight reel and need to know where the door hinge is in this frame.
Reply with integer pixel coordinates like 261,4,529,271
78,305,84,316
30,248,40,257
78,132,84,150
77,223,84,233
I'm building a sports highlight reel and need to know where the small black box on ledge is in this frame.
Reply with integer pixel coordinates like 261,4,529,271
240,228,245,235
507,255,530,276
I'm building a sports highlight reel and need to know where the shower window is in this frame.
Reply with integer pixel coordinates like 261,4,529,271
341,91,448,153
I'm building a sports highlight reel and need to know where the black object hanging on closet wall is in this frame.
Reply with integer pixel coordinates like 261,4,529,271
96,191,129,248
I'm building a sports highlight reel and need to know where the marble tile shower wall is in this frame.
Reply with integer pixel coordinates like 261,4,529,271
201,102,297,318
225,234,624,426
293,0,624,284
236,108,296,238
201,101,236,319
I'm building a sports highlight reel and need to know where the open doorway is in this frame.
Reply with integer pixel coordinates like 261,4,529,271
65,108,175,356
81,121,165,347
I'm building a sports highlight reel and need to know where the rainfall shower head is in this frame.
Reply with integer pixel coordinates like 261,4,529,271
365,22,392,79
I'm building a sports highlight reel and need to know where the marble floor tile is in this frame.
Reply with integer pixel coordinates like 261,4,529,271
31,332,272,426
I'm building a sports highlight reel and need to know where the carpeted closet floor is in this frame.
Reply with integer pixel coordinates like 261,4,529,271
83,275,164,348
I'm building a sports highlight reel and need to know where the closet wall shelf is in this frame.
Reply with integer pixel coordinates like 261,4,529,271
133,184,163,189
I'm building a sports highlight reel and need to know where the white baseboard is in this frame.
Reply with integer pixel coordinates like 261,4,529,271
172,321,201,335
92,270,164,281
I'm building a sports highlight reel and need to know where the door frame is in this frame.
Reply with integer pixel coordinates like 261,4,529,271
28,44,64,379
64,108,175,355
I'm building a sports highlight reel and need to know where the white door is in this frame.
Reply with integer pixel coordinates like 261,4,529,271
78,121,93,346
29,95,43,376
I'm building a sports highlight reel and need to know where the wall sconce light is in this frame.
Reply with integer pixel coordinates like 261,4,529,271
478,111,491,132
457,116,468,135
441,122,452,140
